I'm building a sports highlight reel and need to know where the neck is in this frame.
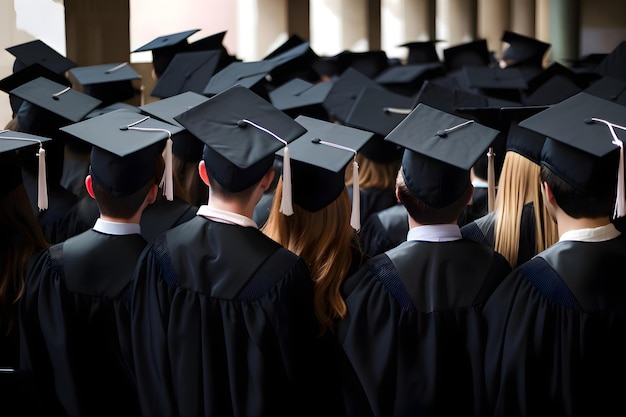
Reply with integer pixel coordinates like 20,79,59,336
207,192,257,220
555,214,611,238
99,213,141,224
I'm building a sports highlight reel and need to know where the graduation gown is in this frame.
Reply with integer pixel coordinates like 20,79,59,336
130,216,322,417
18,229,145,417
347,185,397,227
482,233,626,417
336,238,512,417
358,204,408,257
461,202,537,266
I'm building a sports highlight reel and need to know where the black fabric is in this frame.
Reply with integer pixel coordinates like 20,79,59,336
483,235,626,417
336,239,512,416
129,217,325,416
347,184,398,227
18,230,146,417
357,204,408,257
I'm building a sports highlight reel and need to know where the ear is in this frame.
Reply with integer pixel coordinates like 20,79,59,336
198,160,210,186
85,175,96,199
541,181,555,206
395,186,401,203
259,167,275,192
467,184,475,205
146,183,159,205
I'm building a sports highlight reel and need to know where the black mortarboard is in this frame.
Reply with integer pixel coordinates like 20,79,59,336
521,74,582,105
132,29,201,77
462,65,527,102
174,85,307,214
399,40,442,64
334,50,390,78
277,115,373,228
594,41,626,82
443,39,491,72
186,30,227,52
6,39,77,75
68,62,141,106
375,62,446,96
139,91,209,163
322,67,383,123
202,60,277,98
385,103,499,208
344,84,412,163
584,76,626,106
269,78,332,120
0,63,72,115
10,76,102,123
413,79,488,114
312,55,339,79
519,92,626,216
504,121,548,164
60,110,180,197
265,40,322,85
0,130,51,209
150,50,223,99
85,102,141,119
501,31,550,67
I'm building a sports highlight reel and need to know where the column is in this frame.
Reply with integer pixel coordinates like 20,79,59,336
237,0,288,60
437,0,477,47
287,0,310,41
381,0,437,61
510,0,535,35
477,0,510,58
549,0,580,63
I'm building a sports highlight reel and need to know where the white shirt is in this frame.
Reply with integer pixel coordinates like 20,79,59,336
559,223,621,243
196,205,258,228
407,224,463,242
93,218,141,236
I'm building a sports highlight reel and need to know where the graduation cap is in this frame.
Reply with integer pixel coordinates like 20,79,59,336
264,40,321,85
399,40,442,64
413,79,488,114
521,74,582,105
132,29,201,77
0,63,72,115
139,91,209,163
202,59,277,98
375,62,446,96
322,67,384,123
501,31,550,67
443,39,491,72
85,102,141,119
344,84,413,163
6,39,77,75
186,30,227,52
68,62,141,106
10,76,102,123
275,115,374,229
312,55,339,79
269,78,332,120
503,121,548,165
334,50,390,78
150,50,223,99
589,41,626,82
385,103,500,208
463,66,528,90
584,76,626,106
518,92,626,217
60,109,182,199
0,129,51,209
174,85,307,214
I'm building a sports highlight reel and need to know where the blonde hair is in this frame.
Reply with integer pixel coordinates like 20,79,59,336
345,153,401,190
494,152,558,267
262,178,358,335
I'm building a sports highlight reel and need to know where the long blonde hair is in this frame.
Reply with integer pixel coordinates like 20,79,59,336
262,178,358,334
494,152,558,267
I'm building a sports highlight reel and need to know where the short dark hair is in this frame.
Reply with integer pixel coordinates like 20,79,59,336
540,164,615,219
396,171,472,224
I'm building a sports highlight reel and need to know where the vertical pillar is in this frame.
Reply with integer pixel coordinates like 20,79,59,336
341,0,370,51
510,0,535,35
382,0,436,60
287,0,310,41
477,0,510,58
367,0,382,50
438,0,477,47
64,0,130,66
549,0,580,63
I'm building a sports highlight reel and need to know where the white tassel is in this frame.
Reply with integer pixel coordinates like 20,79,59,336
163,137,174,201
614,143,625,218
280,146,294,216
37,145,48,211
487,147,496,212
350,159,361,230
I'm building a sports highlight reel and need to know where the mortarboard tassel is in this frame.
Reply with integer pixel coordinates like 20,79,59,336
350,158,361,230
487,146,496,212
280,146,294,215
37,144,48,211
162,135,174,201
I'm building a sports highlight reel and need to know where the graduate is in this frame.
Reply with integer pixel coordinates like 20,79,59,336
483,92,626,416
129,85,320,417
18,110,173,417
335,103,512,417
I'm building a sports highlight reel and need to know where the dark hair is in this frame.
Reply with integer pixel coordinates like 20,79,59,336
396,172,473,224
92,156,164,218
539,165,615,219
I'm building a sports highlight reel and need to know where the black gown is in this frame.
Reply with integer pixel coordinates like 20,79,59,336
335,238,512,417
461,202,537,266
482,233,626,417
347,185,397,227
130,216,323,417
357,204,408,257
18,229,146,417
